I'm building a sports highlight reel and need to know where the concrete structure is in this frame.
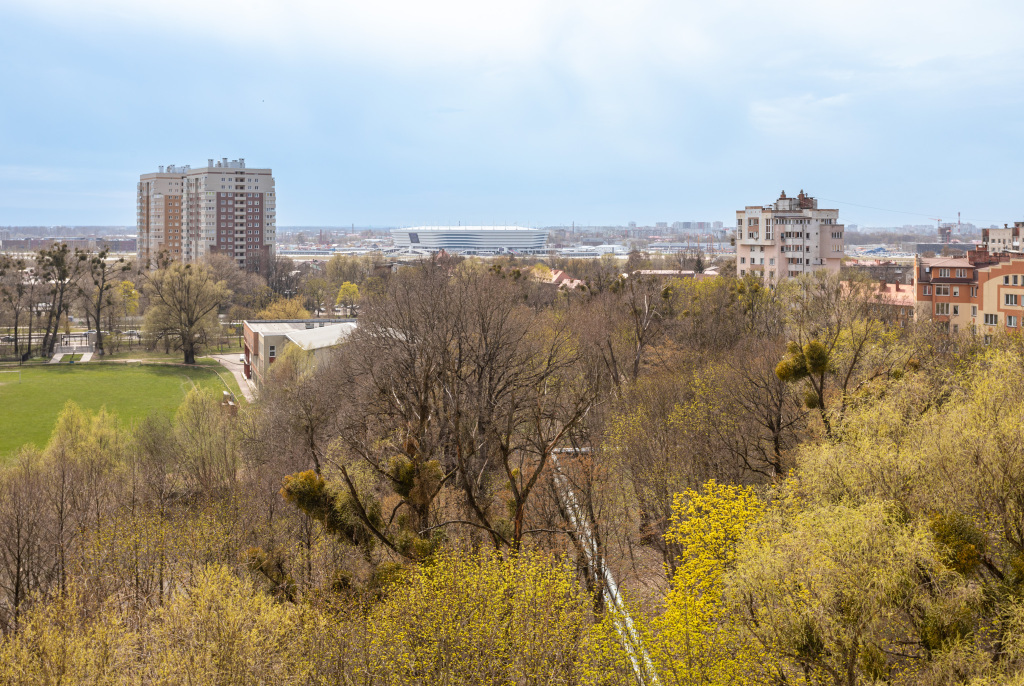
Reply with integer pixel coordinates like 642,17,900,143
138,158,276,271
916,246,1024,337
556,244,629,258
736,190,845,283
242,319,356,387
390,227,547,255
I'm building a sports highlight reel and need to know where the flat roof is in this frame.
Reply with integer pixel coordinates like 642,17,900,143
394,226,543,232
284,323,358,350
244,318,356,334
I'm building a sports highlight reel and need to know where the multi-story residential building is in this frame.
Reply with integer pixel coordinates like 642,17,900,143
138,158,276,271
982,223,1024,254
735,190,845,282
916,246,1024,337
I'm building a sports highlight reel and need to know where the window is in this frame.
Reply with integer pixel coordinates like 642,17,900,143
985,313,999,325
935,303,950,315
935,285,950,296
1017,275,1021,286
972,305,977,317
1007,294,1019,306
953,287,959,296
769,258,775,266
971,286,978,297
953,305,959,316
740,257,746,264
1004,276,1010,285
939,268,950,277
268,345,276,358
1009,315,1018,328
924,285,931,295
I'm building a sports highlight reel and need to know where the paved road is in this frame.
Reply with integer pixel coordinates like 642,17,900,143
210,354,255,402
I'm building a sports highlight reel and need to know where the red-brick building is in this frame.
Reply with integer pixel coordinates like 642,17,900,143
916,246,1024,337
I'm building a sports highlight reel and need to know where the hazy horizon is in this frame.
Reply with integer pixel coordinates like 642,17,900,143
3,1,1024,228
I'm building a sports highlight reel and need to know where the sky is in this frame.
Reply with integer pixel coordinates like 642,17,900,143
2,0,1024,229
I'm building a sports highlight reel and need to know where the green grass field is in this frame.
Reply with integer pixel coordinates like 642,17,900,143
0,363,245,457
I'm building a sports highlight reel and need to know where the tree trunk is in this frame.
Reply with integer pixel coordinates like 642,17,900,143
12,307,19,356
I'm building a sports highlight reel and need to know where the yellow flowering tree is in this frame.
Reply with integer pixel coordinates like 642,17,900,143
651,480,767,685
367,550,590,684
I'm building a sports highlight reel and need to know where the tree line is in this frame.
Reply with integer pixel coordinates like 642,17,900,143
0,248,386,362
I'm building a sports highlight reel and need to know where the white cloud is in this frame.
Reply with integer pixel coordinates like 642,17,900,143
11,0,1022,73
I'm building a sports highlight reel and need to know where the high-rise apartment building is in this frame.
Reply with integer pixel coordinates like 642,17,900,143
137,157,276,271
735,190,845,282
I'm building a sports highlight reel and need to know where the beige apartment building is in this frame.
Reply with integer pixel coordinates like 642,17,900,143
138,158,276,271
735,190,845,283
982,223,1024,254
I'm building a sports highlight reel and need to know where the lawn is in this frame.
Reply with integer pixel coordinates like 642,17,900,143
0,364,243,457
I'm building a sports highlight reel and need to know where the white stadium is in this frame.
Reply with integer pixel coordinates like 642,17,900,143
390,226,549,255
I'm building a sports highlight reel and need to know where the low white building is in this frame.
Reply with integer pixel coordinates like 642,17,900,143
242,319,356,387
390,226,548,255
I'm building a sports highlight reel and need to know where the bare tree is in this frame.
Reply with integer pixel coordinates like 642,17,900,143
0,256,31,358
78,249,131,356
303,277,331,318
143,263,229,364
36,244,84,357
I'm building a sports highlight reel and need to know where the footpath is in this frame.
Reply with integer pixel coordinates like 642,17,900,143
209,354,256,402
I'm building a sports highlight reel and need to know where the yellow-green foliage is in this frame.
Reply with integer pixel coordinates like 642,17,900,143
798,348,1024,584
653,481,767,685
266,342,315,384
0,588,134,685
732,498,979,684
145,565,301,686
367,549,589,684
335,281,359,311
256,297,310,320
46,400,127,466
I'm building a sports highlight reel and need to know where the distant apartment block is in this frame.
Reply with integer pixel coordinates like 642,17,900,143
1,236,136,252
735,190,845,282
982,223,1024,253
137,158,276,270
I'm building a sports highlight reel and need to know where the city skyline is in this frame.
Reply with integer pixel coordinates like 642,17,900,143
3,1,1024,228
